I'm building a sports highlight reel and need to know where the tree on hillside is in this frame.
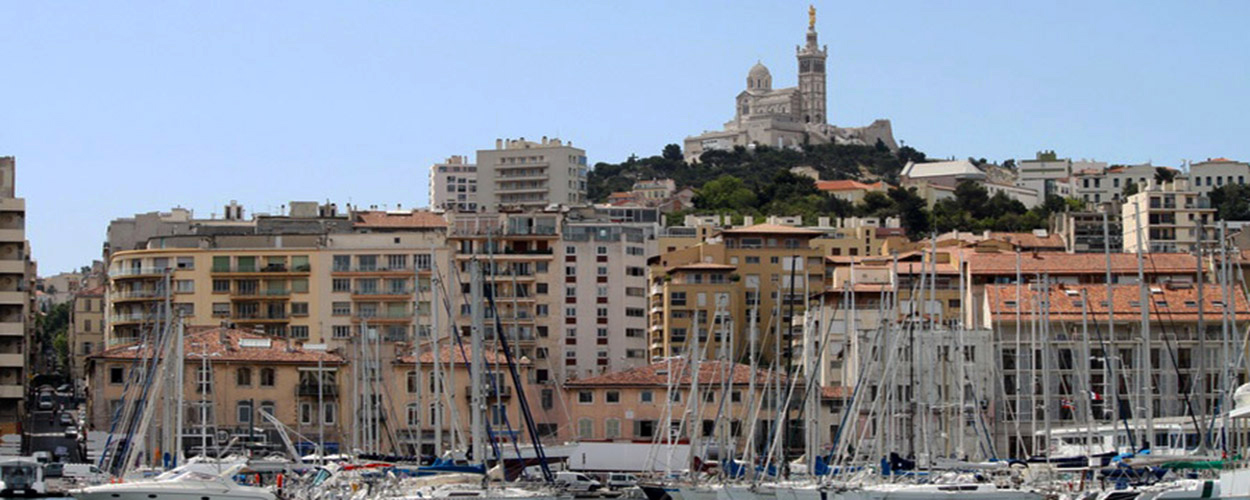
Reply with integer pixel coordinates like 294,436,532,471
662,144,683,162
695,175,757,211
1210,184,1250,221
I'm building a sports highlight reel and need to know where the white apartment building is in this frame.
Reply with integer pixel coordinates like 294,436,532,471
1122,179,1215,253
476,137,588,210
1074,163,1159,205
560,220,657,380
1188,158,1250,197
1018,151,1105,201
429,155,478,212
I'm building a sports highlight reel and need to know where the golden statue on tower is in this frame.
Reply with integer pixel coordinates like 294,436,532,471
808,4,816,29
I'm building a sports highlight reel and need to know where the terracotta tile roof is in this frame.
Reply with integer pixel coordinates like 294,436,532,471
565,360,786,388
77,285,105,297
666,263,737,273
986,232,1066,250
94,327,345,364
815,180,888,192
985,283,1250,321
875,227,907,238
397,343,528,366
720,223,823,236
821,386,851,400
353,210,447,229
968,252,1197,275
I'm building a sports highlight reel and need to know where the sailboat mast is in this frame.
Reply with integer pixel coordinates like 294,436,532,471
1134,203,1154,447
469,260,486,464
432,261,443,457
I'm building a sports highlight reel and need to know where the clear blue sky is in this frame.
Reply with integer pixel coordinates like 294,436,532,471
3,1,1247,274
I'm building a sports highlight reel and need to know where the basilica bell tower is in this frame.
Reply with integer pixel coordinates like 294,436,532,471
796,5,828,125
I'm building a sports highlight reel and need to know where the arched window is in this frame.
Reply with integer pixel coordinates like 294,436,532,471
236,367,252,386
259,368,275,387
578,418,594,440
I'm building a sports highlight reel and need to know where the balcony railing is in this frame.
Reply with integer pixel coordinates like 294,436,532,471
234,312,289,320
110,313,166,323
233,289,290,297
332,265,414,273
353,288,412,296
110,267,169,278
356,311,413,320
113,290,165,300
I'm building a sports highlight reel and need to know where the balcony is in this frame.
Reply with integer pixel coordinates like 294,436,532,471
110,267,168,278
0,260,22,275
113,290,165,302
352,289,413,299
354,311,413,322
111,313,166,325
231,289,290,299
233,312,289,322
0,322,21,336
0,229,22,243
212,264,311,275
0,354,22,367
0,291,24,305
296,383,339,399
0,384,22,399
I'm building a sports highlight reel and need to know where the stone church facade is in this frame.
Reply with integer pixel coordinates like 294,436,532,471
683,10,898,163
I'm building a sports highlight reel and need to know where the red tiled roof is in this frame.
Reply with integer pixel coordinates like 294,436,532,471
397,343,528,366
985,283,1250,321
94,327,345,364
720,223,823,236
968,252,1197,275
821,386,851,400
77,285,105,297
986,232,1066,250
566,360,786,388
353,210,447,229
815,180,887,192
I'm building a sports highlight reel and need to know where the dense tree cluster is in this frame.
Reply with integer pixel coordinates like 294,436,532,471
587,142,1081,239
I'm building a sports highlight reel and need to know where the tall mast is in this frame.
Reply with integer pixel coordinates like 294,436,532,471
1014,251,1023,457
1103,210,1121,447
469,260,486,464
432,260,443,457
1195,218,1208,452
1134,202,1154,448
173,316,184,466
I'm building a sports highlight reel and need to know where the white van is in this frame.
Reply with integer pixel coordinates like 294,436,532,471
555,471,601,492
606,473,639,489
63,464,107,484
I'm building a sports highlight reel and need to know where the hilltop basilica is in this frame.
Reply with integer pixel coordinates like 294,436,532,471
682,7,897,163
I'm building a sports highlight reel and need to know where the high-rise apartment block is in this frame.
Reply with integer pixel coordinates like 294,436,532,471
476,137,587,210
429,155,478,212
0,157,31,428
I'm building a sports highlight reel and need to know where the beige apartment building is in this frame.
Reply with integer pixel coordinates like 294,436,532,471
563,360,788,450
476,137,588,210
105,210,453,348
1122,179,1216,253
87,327,348,452
391,345,538,455
648,224,826,369
69,285,105,382
0,157,30,428
429,155,478,212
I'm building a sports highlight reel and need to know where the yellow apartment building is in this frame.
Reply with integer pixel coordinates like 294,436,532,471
649,224,826,368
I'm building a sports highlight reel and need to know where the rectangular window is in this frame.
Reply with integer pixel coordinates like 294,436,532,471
606,391,620,403
322,403,337,425
536,283,548,294
176,256,195,270
212,303,230,317
109,366,125,384
332,326,351,338
387,254,407,270
174,280,194,293
291,302,309,316
300,403,314,425
332,302,351,316
289,325,309,339
640,391,654,403
291,278,309,293
597,266,608,276
415,254,432,270
237,401,253,425
212,279,230,293
332,255,350,272
212,256,231,272
605,419,621,439
596,246,608,255
332,278,350,292
578,391,593,404
292,255,310,271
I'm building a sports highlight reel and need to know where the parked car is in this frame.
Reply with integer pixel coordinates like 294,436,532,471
63,426,77,439
36,394,54,411
58,412,74,426
555,471,602,492
605,473,639,489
